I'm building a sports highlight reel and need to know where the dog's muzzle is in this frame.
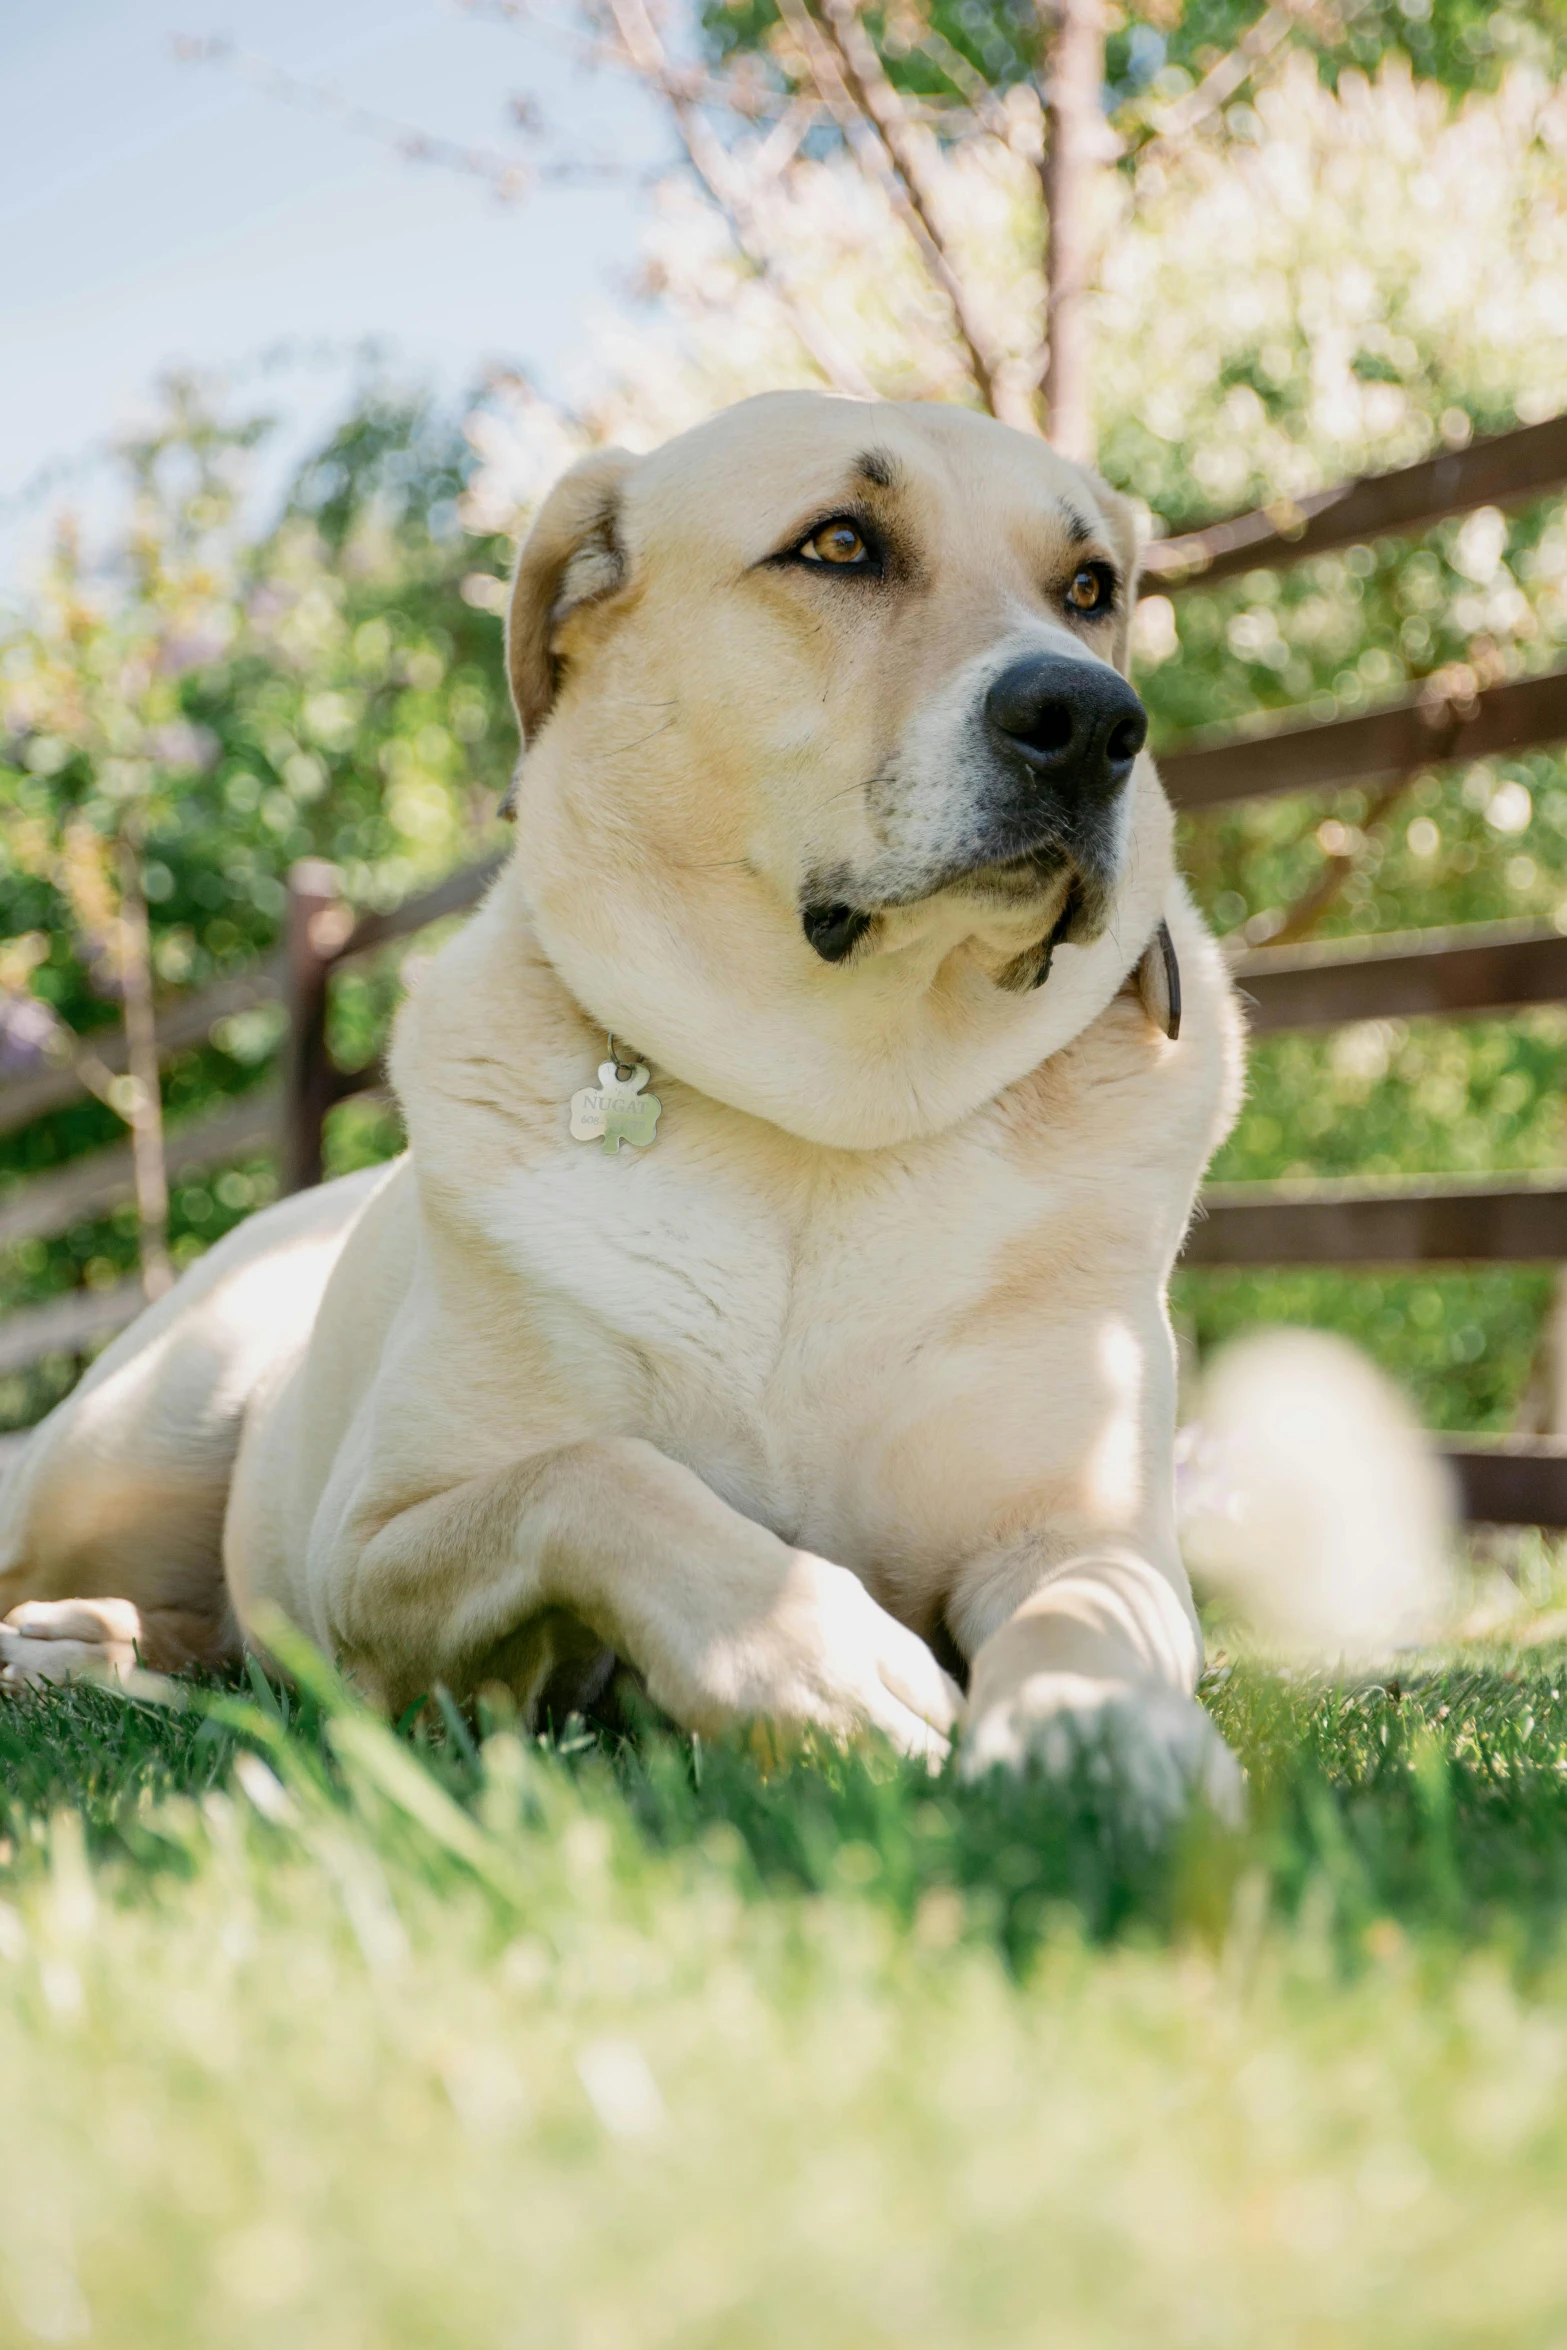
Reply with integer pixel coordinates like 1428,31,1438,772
799,654,1149,972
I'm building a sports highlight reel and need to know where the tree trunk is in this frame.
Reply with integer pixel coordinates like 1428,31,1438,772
115,838,173,1301
1039,0,1104,462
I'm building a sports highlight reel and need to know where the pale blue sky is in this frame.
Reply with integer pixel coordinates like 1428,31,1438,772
0,0,667,580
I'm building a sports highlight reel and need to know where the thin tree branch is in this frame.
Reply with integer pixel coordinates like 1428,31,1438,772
58,1041,127,1117
752,94,821,184
463,0,805,127
1256,771,1415,950
1136,0,1314,162
602,0,879,399
113,841,172,1301
914,29,1016,141
815,0,1017,415
774,0,1009,418
171,35,637,198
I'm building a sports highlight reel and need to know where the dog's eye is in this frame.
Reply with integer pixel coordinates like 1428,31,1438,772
798,519,871,567
1065,563,1114,615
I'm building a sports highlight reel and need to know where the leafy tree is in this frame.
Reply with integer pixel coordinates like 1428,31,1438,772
7,11,1567,1443
700,0,1567,120
0,377,514,1420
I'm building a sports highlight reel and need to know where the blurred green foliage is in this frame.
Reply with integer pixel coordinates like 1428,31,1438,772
1144,496,1567,1434
0,381,513,1395
702,0,1567,124
1174,1265,1557,1428
3,388,511,1027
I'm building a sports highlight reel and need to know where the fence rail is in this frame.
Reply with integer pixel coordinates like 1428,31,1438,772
1231,917,1567,1031
1188,1175,1567,1268
1440,1436,1567,1527
0,1280,146,1380
1160,665,1567,810
0,1087,281,1252
2,416,1567,1520
1143,411,1567,589
0,958,284,1141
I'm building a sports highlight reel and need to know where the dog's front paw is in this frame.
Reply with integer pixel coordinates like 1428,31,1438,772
960,1664,1244,1828
0,1598,143,1691
680,1553,965,1768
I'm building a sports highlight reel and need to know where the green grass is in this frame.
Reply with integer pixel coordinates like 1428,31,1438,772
5,1601,1567,2348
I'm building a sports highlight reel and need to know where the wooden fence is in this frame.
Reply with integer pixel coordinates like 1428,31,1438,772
4,412,1567,1513
0,853,504,1394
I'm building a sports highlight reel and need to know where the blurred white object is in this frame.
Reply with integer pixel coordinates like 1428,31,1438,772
1177,1327,1456,1658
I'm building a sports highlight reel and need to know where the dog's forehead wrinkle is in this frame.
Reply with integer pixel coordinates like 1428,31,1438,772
852,446,904,492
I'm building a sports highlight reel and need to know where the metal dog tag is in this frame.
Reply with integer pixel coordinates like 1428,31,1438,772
570,1060,662,1156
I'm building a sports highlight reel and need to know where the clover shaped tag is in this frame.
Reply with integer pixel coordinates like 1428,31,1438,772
570,1060,663,1156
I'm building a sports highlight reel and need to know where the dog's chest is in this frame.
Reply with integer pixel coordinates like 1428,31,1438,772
496,1140,789,1373
491,1116,1037,1524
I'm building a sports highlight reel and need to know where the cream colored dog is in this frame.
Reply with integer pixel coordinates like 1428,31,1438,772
0,392,1244,1818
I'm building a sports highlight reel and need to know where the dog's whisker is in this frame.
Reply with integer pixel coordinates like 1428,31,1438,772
604,714,678,760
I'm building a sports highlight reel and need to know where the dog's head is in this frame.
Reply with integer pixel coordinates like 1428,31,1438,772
504,393,1176,1147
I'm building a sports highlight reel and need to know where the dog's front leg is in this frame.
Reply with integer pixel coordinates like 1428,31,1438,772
950,1546,1243,1825
333,1436,962,1760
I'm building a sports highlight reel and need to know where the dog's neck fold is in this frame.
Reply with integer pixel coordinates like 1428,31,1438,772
498,764,1182,1153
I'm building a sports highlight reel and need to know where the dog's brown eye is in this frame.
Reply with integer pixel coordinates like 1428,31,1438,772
800,520,869,566
1066,564,1113,614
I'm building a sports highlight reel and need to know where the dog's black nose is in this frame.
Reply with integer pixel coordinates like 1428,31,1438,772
984,654,1147,801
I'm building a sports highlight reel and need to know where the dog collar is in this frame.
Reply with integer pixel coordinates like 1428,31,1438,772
1132,919,1182,1041
566,926,1179,1159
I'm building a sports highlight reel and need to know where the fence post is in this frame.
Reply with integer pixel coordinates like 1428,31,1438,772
283,860,350,1193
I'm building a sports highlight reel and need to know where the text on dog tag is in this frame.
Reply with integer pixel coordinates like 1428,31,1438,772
570,1061,662,1155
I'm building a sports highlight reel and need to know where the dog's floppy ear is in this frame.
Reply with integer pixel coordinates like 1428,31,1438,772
505,447,637,746
1090,476,1142,677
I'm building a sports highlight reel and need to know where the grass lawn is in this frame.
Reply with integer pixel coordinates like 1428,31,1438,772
4,1578,1567,2349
